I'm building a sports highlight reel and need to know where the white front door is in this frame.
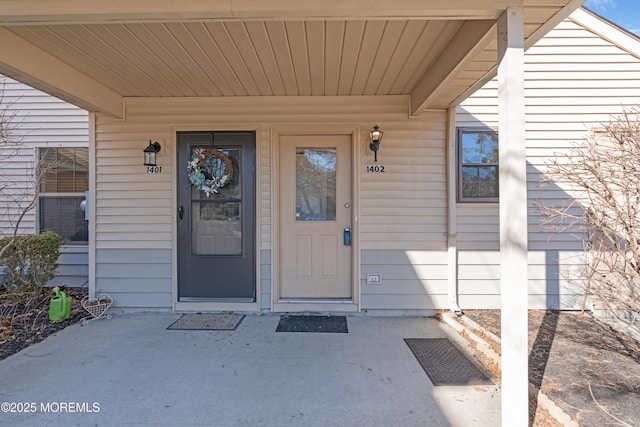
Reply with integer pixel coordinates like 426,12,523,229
279,134,352,300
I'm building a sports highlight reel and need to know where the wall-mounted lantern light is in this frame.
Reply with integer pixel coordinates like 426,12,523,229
369,125,383,162
143,140,161,166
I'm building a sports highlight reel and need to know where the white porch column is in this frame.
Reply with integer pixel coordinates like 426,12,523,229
498,6,528,427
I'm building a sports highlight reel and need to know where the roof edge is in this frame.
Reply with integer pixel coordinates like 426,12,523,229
571,7,640,62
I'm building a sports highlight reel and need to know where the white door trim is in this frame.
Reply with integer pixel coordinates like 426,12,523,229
271,126,361,313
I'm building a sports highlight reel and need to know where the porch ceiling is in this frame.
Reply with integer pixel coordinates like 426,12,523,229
0,0,581,118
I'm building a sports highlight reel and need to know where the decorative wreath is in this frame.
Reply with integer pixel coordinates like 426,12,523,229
187,148,234,196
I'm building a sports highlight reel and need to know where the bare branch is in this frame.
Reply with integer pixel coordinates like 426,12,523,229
538,106,640,314
587,382,634,427
0,78,46,259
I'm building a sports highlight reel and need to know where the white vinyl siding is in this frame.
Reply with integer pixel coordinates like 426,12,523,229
0,75,89,286
455,10,640,309
94,96,448,310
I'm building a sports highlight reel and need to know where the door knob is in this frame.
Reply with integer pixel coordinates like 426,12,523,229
178,206,184,220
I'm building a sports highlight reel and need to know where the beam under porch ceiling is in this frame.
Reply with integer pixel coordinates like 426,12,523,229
0,27,123,118
0,0,521,24
410,19,495,116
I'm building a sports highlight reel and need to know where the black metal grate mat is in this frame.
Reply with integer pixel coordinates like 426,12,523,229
276,315,348,333
404,338,493,386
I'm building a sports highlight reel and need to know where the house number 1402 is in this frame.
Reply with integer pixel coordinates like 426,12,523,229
366,165,385,173
146,166,162,174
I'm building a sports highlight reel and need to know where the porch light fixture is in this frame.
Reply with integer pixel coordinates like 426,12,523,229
369,125,383,162
143,140,161,166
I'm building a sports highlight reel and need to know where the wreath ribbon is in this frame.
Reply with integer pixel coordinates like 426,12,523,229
187,148,234,196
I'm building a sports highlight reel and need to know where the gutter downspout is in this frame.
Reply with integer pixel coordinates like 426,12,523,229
447,107,462,315
88,112,96,300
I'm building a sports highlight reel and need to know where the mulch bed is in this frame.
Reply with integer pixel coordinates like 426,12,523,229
0,286,88,361
464,310,640,427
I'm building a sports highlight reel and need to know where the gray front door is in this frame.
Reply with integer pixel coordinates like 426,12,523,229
177,131,256,301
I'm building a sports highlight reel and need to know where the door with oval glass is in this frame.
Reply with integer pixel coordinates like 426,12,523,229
177,131,255,301
279,134,352,300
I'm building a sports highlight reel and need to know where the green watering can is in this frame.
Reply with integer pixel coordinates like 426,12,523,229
49,287,71,321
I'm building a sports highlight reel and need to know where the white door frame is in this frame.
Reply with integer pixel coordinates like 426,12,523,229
271,126,361,313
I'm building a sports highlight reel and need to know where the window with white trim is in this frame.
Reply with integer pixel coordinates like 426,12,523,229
38,147,88,244
458,128,499,202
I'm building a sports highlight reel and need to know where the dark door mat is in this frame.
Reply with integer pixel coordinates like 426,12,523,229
276,315,348,333
167,313,244,330
404,338,493,386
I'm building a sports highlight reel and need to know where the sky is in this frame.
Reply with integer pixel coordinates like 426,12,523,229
584,0,640,35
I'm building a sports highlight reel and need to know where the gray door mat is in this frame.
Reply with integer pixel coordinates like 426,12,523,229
167,313,244,330
404,338,493,386
276,315,348,333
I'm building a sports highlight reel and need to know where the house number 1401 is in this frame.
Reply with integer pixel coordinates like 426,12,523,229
366,165,385,173
146,166,162,174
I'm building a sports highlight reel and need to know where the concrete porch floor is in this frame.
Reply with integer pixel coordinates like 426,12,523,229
0,313,500,426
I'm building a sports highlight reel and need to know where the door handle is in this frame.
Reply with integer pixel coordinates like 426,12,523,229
343,226,351,246
178,206,184,220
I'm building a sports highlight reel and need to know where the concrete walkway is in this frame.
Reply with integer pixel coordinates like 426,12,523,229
0,313,500,426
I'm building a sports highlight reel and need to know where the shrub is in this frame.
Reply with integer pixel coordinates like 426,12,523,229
0,231,64,298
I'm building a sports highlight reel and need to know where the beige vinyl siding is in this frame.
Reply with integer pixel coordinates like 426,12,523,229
456,204,499,251
361,250,448,311
94,96,448,309
455,249,585,309
455,12,640,309
260,249,271,311
47,246,89,287
359,113,448,311
0,145,35,236
95,249,172,307
346,110,449,308
0,76,89,287
360,117,447,250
